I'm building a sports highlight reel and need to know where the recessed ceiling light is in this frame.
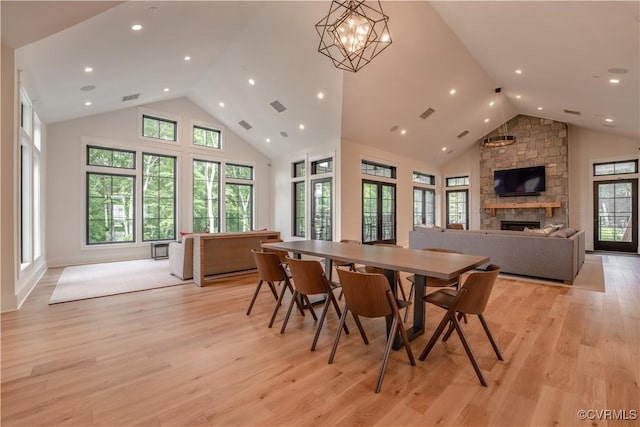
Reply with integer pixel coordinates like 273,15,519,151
400,129,407,135
537,107,543,110
516,95,522,99
131,24,142,31
163,88,170,92
609,78,620,84
84,67,93,73
184,56,191,61
84,101,92,106
489,101,495,107
317,92,324,99
484,118,490,123
449,89,456,95
515,69,523,74
441,147,447,151
605,118,613,123
266,138,271,143
248,78,255,85
299,124,305,130
219,101,225,107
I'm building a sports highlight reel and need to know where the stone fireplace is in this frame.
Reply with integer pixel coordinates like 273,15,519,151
480,115,568,230
501,220,540,231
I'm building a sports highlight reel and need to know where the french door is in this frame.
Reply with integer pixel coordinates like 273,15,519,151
593,179,638,252
311,178,332,241
362,180,396,244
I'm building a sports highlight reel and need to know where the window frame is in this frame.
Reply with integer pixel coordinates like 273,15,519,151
141,152,177,242
192,123,223,151
86,171,137,245
87,145,136,169
414,186,436,227
361,160,396,179
223,162,255,232
593,159,638,176
192,158,221,233
138,108,180,144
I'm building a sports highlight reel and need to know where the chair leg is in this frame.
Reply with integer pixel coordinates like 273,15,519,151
388,291,415,366
268,280,291,328
443,312,464,342
280,290,299,334
403,282,415,322
352,313,368,344
267,281,279,300
419,310,454,361
311,295,332,351
328,291,349,335
452,316,488,386
396,274,408,301
303,295,318,320
376,316,399,393
328,306,350,364
246,279,264,315
478,314,504,361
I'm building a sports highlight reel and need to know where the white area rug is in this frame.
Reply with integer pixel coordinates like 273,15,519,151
49,259,193,304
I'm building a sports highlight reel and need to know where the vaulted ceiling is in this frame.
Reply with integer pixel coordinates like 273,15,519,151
4,1,638,165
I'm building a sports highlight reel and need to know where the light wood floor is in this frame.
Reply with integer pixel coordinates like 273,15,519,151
1,254,638,426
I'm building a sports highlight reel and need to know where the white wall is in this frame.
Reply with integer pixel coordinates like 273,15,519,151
46,97,272,267
440,144,481,229
567,125,639,251
341,139,441,247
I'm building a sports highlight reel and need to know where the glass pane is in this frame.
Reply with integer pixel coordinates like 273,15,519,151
293,161,305,178
193,160,220,233
362,161,395,178
293,181,305,237
413,189,424,226
312,158,333,174
143,154,176,241
362,182,378,243
193,126,221,148
225,183,253,232
226,164,253,180
143,116,159,138
87,173,135,244
311,180,332,240
381,185,395,240
615,161,637,174
159,121,175,141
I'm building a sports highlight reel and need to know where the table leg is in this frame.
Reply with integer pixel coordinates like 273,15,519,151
391,273,425,350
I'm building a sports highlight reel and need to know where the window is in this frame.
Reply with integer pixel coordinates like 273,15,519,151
142,114,177,141
311,158,333,174
193,159,220,233
87,173,135,244
362,181,396,243
362,160,396,178
293,161,305,178
225,164,254,232
87,146,135,169
142,154,176,241
414,187,435,226
193,125,221,149
594,160,638,176
446,175,469,229
293,181,305,237
311,178,332,240
446,176,469,187
413,172,435,186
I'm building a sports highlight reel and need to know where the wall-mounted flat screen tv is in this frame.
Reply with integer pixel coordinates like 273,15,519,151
494,165,546,196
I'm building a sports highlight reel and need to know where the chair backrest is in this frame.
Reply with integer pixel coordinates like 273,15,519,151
455,264,500,315
251,249,287,282
260,238,288,264
447,223,464,230
337,269,393,318
286,257,330,295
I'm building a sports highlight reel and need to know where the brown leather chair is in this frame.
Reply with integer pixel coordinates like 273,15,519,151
330,269,415,393
418,264,503,386
282,257,349,350
248,249,303,328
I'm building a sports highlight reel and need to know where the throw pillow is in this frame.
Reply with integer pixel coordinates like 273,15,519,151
523,227,551,236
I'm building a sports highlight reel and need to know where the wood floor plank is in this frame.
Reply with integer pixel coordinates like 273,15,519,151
1,253,639,426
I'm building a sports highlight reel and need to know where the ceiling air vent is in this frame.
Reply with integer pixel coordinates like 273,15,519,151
280,131,289,138
419,108,435,119
457,130,469,139
238,120,252,130
563,109,581,116
122,93,140,102
270,100,287,113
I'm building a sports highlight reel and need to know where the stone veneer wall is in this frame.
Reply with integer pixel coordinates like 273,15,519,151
480,114,569,230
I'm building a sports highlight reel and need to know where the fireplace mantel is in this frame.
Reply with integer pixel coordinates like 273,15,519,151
483,202,561,218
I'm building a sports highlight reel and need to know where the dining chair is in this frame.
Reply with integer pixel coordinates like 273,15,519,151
282,257,350,350
332,239,361,272
330,269,415,393
260,238,289,265
356,243,409,301
418,264,503,386
405,248,464,321
248,249,304,328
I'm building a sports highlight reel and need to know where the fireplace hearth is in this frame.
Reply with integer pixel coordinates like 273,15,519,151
501,221,540,231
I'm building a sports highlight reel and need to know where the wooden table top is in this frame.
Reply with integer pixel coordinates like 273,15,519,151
262,240,489,281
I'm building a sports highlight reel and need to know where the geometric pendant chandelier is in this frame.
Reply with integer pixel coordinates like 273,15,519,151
315,0,392,72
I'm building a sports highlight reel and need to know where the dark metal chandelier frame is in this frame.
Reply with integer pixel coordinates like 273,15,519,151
315,0,392,73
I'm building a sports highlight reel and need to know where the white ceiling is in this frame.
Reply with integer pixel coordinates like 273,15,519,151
5,1,639,164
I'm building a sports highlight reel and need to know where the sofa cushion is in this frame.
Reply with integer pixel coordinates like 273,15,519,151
549,227,577,238
523,226,552,236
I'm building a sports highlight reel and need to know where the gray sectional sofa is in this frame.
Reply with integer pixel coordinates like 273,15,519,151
409,227,585,283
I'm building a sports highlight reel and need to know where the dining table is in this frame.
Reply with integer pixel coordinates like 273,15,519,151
261,240,489,350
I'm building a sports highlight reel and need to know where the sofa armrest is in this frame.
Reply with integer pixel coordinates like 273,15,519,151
169,238,194,280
